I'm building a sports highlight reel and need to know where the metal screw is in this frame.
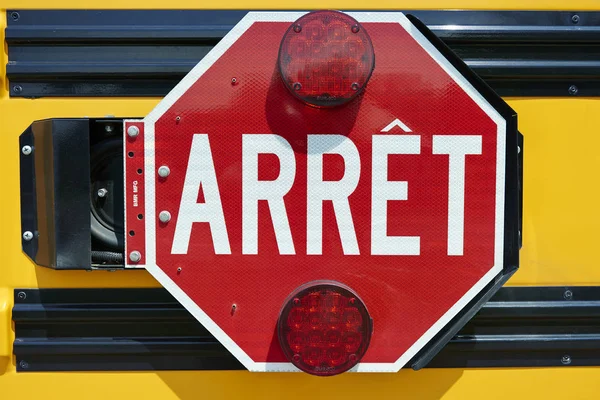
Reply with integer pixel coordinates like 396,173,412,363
19,360,29,369
17,291,27,300
231,77,238,85
568,85,579,95
175,116,181,122
564,289,573,300
129,251,141,263
293,24,302,33
158,166,170,178
21,145,32,155
159,211,171,223
351,82,360,91
97,188,108,198
351,24,360,33
561,355,572,365
571,14,580,24
127,126,140,138
13,85,22,94
11,12,20,21
22,231,33,241
177,267,182,273
231,304,237,314
293,82,302,91
104,124,114,133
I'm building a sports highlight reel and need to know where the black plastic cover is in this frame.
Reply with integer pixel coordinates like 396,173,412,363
19,119,92,269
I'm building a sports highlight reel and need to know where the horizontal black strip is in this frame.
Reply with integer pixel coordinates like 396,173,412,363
13,286,600,371
5,10,600,97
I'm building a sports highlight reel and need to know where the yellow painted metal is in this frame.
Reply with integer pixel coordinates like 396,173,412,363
2,2,600,397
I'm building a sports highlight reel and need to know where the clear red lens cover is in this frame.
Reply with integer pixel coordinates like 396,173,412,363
277,281,373,376
278,10,375,107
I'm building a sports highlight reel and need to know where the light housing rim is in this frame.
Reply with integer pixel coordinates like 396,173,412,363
277,279,374,376
277,10,376,108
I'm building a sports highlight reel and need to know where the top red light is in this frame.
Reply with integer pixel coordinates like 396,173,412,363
278,10,375,107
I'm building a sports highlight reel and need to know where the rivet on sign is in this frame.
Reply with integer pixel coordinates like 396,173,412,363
231,304,237,315
21,145,32,155
22,231,33,241
158,166,171,178
293,24,302,33
571,14,580,24
568,85,579,95
97,188,108,198
293,82,302,91
176,116,181,123
351,82,360,91
19,360,29,370
159,211,172,223
127,126,140,138
13,85,23,94
561,355,572,365
231,77,238,85
563,289,573,300
177,267,182,273
129,251,142,263
351,24,360,33
11,11,20,21
17,291,27,300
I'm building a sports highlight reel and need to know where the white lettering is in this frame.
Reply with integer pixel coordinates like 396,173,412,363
242,134,296,255
371,135,421,255
433,135,483,256
307,135,360,255
171,134,231,255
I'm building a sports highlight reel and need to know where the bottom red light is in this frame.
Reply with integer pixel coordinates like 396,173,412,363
277,281,373,376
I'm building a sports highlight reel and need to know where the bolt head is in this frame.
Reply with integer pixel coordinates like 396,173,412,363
564,290,573,300
129,251,142,263
568,85,579,95
13,85,23,94
104,125,114,133
19,360,29,369
97,188,108,198
158,166,171,178
561,355,572,365
21,145,32,155
572,14,580,24
127,126,140,138
159,211,172,223
22,231,33,241
17,291,27,300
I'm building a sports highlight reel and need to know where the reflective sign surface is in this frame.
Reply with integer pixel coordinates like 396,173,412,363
134,12,507,372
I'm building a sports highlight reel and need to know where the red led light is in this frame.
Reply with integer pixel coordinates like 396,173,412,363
277,281,373,376
278,10,375,107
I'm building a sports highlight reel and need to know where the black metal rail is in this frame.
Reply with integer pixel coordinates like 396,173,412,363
13,286,600,372
5,10,600,97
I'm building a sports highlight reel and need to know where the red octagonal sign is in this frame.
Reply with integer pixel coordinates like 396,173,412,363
124,11,520,373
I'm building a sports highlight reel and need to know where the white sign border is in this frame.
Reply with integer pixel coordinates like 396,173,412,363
141,11,506,373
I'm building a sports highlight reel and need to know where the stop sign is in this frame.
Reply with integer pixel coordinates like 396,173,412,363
124,11,519,373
